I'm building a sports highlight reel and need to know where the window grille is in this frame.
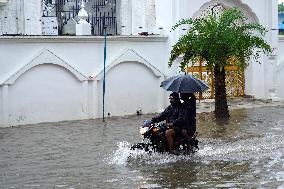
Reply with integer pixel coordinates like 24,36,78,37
42,0,117,35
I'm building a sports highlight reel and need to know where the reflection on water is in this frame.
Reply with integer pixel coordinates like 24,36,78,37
0,106,284,188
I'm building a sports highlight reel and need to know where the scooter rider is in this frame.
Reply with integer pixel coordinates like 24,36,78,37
180,93,196,138
180,93,197,151
150,92,185,154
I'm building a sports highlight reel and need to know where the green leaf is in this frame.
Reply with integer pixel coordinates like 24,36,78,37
169,7,272,70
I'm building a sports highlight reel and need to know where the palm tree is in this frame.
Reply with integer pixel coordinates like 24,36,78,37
169,7,271,119
279,3,284,13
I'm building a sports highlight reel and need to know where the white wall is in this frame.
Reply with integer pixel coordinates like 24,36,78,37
0,36,168,127
98,61,161,117
8,64,85,126
0,38,168,81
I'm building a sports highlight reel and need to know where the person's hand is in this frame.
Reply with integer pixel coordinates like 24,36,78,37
142,120,152,127
166,123,173,129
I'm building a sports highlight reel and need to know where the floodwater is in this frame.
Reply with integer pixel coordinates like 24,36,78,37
0,106,284,189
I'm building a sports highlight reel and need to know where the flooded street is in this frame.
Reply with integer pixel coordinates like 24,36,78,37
0,106,284,189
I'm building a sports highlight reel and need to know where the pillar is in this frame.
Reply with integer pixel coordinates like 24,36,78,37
120,0,132,35
132,0,146,34
266,0,279,100
146,0,156,34
88,80,99,119
157,76,166,112
1,85,9,127
1,0,17,34
24,0,42,35
82,81,89,119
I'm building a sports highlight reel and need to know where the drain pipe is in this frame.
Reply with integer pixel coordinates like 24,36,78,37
103,24,107,122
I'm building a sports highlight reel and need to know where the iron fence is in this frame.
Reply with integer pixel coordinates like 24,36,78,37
42,0,117,35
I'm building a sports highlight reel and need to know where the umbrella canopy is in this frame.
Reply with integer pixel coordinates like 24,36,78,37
160,74,209,93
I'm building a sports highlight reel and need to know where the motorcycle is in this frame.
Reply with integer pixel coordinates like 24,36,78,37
131,121,199,155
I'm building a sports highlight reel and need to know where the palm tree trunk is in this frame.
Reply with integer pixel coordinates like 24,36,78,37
214,64,230,119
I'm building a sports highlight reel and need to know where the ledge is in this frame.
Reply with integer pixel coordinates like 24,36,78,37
0,35,168,43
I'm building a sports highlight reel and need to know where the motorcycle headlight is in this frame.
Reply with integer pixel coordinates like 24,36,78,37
140,127,148,135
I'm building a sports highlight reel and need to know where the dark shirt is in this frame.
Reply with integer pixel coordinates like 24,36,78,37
182,95,196,135
183,95,196,118
151,103,185,129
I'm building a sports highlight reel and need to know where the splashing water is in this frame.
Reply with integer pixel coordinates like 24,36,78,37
196,134,284,162
107,141,133,166
108,130,284,167
107,141,200,166
106,141,185,166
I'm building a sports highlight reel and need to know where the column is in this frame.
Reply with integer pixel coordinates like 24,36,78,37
0,10,2,35
0,86,2,126
157,76,166,112
82,81,89,119
120,0,132,35
24,0,42,35
87,80,99,119
1,85,9,127
16,0,25,34
154,0,168,35
1,0,17,34
94,80,99,118
266,0,279,100
267,55,280,101
146,0,156,34
132,0,146,34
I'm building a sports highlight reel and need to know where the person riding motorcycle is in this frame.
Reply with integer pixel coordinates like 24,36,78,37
180,93,197,150
150,92,186,154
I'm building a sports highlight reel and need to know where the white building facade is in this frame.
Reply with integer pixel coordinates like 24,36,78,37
0,0,282,127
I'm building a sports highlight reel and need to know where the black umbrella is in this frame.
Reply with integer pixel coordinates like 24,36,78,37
160,74,209,93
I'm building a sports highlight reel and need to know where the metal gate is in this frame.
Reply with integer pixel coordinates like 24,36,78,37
42,0,117,35
187,60,245,99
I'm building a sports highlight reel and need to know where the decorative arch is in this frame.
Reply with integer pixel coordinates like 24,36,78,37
94,48,164,81
192,0,259,23
2,49,89,85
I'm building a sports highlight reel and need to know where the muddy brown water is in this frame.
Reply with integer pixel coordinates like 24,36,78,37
0,106,284,189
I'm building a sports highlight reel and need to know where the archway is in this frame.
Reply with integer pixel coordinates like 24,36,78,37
187,0,260,99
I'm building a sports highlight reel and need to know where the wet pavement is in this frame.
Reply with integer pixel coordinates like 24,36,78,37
196,97,284,113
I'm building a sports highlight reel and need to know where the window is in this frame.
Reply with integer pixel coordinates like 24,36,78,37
42,0,117,36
